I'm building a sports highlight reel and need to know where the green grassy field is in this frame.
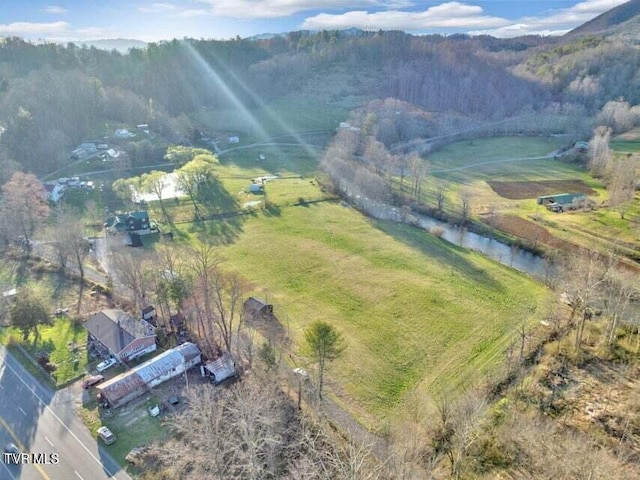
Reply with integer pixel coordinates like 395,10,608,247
181,201,549,426
197,95,352,142
409,136,602,216
413,136,638,259
142,145,330,227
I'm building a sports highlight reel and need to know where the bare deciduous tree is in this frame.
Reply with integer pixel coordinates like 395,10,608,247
435,180,447,212
588,126,612,178
601,270,637,346
140,170,170,223
51,206,90,282
111,250,150,310
608,153,639,219
459,188,473,224
432,391,485,479
408,152,428,200
0,172,50,250
559,250,613,350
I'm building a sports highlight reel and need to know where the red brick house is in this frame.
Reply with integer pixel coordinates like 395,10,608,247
86,309,157,362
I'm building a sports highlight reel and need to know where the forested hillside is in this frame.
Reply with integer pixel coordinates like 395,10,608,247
0,21,638,178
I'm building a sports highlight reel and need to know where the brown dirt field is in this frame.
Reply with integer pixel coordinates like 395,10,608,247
487,180,596,200
483,214,578,252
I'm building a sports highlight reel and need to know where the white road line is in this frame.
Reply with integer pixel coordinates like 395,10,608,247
1,460,18,480
44,435,54,447
75,471,85,480
19,407,27,416
0,353,119,479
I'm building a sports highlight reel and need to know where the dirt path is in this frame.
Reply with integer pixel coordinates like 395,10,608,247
319,395,388,460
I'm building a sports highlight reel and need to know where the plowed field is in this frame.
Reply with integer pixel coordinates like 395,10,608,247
483,214,577,252
488,180,596,200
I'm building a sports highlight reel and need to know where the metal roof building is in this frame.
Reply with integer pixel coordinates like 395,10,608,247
204,353,236,385
96,342,201,408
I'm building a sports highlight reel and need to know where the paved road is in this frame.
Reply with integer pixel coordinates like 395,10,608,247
0,344,131,480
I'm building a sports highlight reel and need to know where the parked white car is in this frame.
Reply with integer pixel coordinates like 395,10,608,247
97,426,116,445
96,357,117,373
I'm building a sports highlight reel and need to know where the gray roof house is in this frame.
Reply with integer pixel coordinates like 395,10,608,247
85,309,157,362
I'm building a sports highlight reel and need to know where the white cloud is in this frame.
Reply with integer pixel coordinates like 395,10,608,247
44,5,68,15
73,27,117,39
301,2,509,31
196,0,415,18
139,3,179,14
0,21,120,42
177,9,214,18
0,21,70,36
469,0,629,37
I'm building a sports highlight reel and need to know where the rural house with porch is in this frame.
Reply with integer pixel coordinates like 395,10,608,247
85,309,157,362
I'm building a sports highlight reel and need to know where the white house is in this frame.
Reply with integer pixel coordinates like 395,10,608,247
114,129,135,139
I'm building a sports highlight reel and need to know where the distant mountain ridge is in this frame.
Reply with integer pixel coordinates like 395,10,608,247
566,0,640,36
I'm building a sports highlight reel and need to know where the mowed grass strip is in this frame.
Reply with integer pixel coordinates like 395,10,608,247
205,202,548,422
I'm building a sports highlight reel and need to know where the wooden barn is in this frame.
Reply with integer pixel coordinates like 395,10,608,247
243,297,273,321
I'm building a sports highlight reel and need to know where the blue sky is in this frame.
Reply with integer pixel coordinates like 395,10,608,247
0,1,631,42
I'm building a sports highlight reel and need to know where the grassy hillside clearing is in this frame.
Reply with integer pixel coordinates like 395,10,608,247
197,95,355,143
419,137,603,213
408,136,640,259
177,201,550,427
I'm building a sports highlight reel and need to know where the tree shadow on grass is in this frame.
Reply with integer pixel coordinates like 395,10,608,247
372,219,506,292
198,177,240,214
263,205,282,217
185,209,252,246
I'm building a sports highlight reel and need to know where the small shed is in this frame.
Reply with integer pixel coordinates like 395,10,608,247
536,193,586,212
204,353,236,385
141,305,155,322
228,136,240,144
2,288,17,303
243,297,273,321
170,313,186,332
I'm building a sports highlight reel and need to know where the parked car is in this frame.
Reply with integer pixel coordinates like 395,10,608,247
97,426,116,445
82,374,105,389
3,443,19,454
96,357,117,373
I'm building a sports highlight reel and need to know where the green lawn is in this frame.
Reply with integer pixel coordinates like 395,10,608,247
220,144,324,177
144,150,330,227
610,140,640,153
183,201,549,426
3,317,88,386
0,263,99,387
428,136,563,176
80,396,166,471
